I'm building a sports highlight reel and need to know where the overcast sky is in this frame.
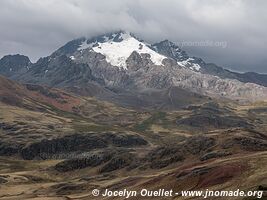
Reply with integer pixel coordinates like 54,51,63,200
0,0,266,73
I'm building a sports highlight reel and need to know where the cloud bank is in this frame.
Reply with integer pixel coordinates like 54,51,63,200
0,0,266,73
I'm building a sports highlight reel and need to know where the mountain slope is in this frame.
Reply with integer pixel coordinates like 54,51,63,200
1,31,267,103
0,54,32,77
152,40,267,86
16,54,103,87
233,71,267,86
60,31,267,102
0,75,81,112
1,69,267,199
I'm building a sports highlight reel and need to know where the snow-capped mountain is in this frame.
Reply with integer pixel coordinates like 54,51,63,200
56,31,202,72
89,32,166,69
152,40,203,72
56,31,167,69
151,39,267,87
1,31,267,103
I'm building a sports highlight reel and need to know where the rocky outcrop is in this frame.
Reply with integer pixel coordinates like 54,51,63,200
0,140,21,156
200,151,232,161
21,132,148,160
148,146,185,169
16,55,103,88
177,114,250,130
152,40,267,87
145,136,215,169
184,136,216,155
21,134,108,160
100,153,134,173
177,103,251,130
54,151,113,172
223,137,267,151
0,54,31,77
152,40,189,62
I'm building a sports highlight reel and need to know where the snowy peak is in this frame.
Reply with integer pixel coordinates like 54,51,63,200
152,40,188,62
77,31,167,69
177,58,201,71
52,31,135,57
152,40,203,72
55,31,204,71
78,31,133,51
1,32,267,102
91,36,167,69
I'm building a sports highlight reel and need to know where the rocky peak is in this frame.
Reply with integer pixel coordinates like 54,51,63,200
88,30,135,43
66,31,136,53
67,31,167,69
0,54,31,77
10,31,265,100
152,40,189,62
53,37,86,57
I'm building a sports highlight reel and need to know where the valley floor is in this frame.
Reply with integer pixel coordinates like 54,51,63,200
0,76,266,199
0,151,266,200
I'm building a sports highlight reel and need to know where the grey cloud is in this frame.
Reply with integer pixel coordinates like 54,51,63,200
0,0,266,73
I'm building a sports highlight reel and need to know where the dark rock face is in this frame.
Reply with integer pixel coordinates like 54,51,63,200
0,146,20,156
52,37,86,56
177,115,250,130
54,151,113,172
148,146,185,169
73,50,133,89
184,136,216,155
234,72,267,87
21,134,108,160
126,51,150,71
17,55,103,88
201,63,267,87
0,54,31,77
139,136,216,170
200,63,237,79
100,153,134,173
0,141,21,156
52,135,216,172
177,103,251,130
153,40,267,87
20,133,148,160
152,40,189,62
200,151,232,161
233,137,267,151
